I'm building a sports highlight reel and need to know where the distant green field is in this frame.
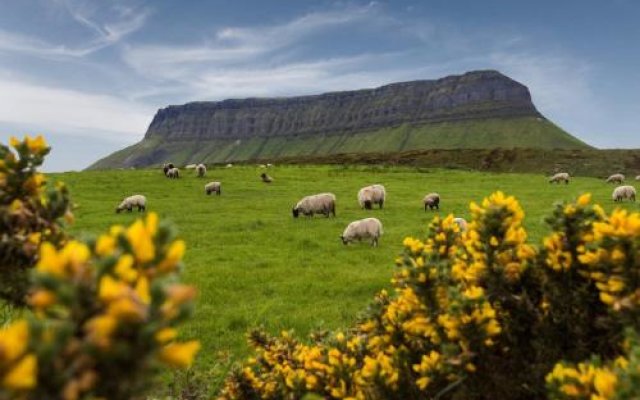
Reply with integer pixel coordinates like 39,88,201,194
50,165,639,388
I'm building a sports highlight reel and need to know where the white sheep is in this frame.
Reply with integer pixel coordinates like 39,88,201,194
266,163,274,168
196,163,207,178
261,173,273,183
205,181,221,195
259,164,267,168
549,172,570,184
453,217,468,232
358,184,386,209
612,185,636,202
341,217,383,247
606,173,625,184
423,193,440,211
226,163,233,168
166,167,180,179
185,164,197,169
116,194,146,213
636,175,640,181
162,163,174,175
292,193,336,218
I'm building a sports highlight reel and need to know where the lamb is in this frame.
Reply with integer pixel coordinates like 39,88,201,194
358,184,386,209
341,217,383,247
423,193,440,211
116,195,146,213
205,181,221,195
261,173,273,183
606,173,625,184
549,172,570,184
292,193,336,218
166,167,180,179
453,217,468,232
196,163,207,178
162,163,175,175
612,185,636,202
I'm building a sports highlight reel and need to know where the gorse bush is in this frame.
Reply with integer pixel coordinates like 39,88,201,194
220,193,640,400
0,136,72,306
0,136,199,400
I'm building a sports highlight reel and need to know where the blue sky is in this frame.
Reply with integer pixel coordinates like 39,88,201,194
0,0,639,171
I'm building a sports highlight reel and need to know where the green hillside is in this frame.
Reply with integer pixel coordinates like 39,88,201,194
51,165,637,393
89,117,589,169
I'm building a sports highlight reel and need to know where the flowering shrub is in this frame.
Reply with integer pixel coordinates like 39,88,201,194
0,135,72,306
0,212,199,399
221,192,640,399
0,135,199,400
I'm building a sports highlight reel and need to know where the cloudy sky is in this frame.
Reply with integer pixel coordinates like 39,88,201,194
0,0,639,171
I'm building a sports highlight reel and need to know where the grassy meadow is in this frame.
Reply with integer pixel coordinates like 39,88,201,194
50,165,638,375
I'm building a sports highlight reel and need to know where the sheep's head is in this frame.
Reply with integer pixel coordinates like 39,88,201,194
340,235,348,245
115,207,122,214
364,200,372,210
292,208,299,218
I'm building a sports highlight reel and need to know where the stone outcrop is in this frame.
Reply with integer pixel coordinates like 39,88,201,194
145,70,540,141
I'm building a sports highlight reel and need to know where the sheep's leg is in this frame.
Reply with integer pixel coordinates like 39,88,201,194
127,206,133,212
379,199,384,209
371,237,378,247
217,189,221,196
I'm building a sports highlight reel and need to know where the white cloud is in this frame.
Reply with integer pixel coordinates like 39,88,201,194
122,3,381,81
0,77,153,139
0,0,149,58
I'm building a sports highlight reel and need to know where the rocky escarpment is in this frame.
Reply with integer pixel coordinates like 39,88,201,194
89,70,590,169
145,70,540,141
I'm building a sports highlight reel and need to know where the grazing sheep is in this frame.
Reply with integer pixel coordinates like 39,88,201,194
166,167,180,179
261,173,273,183
612,185,636,202
423,193,440,211
226,163,233,168
358,184,386,209
185,164,197,169
162,163,175,175
116,194,146,213
196,163,207,177
266,163,274,168
549,172,570,184
259,164,267,168
292,193,336,218
205,181,221,196
341,217,383,247
453,217,468,232
636,175,640,181
606,173,625,184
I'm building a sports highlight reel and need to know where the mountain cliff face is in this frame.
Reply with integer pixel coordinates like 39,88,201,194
90,70,590,169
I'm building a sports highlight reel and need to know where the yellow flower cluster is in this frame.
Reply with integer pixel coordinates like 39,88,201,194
453,191,535,285
0,135,72,306
546,361,620,399
0,213,199,399
0,321,37,392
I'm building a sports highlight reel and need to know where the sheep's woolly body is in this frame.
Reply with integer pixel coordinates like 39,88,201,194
341,218,383,247
453,217,468,232
116,195,146,213
205,181,221,195
167,167,180,179
261,173,273,183
196,163,207,177
162,163,174,175
358,184,386,209
636,175,640,181
423,193,440,211
549,172,570,184
612,185,636,202
226,163,233,168
293,193,336,218
606,173,625,184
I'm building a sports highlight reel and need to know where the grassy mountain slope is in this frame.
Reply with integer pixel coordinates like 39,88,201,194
89,117,589,169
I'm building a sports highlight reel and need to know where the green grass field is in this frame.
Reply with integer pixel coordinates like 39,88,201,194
50,165,638,384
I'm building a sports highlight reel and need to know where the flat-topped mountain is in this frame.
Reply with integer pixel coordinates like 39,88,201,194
89,70,590,169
